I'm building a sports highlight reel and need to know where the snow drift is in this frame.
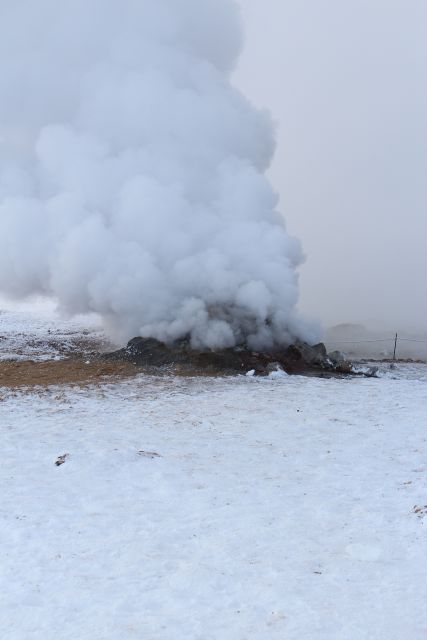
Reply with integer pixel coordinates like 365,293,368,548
0,0,318,349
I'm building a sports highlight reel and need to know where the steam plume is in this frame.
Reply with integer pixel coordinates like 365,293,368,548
0,0,318,349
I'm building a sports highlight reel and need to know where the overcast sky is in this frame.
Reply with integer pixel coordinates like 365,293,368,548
235,0,427,331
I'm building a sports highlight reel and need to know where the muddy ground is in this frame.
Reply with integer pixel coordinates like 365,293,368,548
0,357,140,389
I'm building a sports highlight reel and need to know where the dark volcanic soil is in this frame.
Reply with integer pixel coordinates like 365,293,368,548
104,336,356,377
0,337,369,390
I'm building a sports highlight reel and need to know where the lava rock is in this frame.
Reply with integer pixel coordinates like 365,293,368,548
328,350,347,366
104,336,363,377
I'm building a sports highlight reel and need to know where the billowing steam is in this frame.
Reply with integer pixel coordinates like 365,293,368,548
0,0,318,349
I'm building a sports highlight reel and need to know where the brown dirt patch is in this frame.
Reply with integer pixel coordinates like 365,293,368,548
0,358,139,389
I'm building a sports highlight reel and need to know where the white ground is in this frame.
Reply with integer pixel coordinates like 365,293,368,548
0,297,105,360
1,300,427,639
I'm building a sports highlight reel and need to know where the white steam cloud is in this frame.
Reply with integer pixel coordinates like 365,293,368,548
0,0,318,349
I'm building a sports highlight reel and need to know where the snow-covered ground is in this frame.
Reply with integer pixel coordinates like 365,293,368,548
0,297,106,360
1,303,427,639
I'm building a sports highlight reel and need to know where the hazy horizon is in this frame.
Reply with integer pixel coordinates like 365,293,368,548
0,0,425,340
235,0,427,333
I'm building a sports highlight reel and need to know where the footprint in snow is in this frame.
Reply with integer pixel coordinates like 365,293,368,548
138,450,162,459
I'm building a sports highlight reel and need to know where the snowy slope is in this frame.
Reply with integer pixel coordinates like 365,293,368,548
1,368,427,639
0,297,105,360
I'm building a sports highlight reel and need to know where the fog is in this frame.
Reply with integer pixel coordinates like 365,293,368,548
0,0,319,349
0,0,425,350
235,0,427,334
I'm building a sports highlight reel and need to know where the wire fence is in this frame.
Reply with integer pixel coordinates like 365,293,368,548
330,338,427,345
326,334,427,360
329,337,427,345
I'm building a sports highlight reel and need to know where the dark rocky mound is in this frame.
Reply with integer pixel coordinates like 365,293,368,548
105,337,379,377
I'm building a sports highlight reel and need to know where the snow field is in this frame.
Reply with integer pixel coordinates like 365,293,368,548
0,298,104,361
1,370,427,639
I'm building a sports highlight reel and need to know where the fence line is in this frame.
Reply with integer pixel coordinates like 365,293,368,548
330,339,395,344
326,334,427,361
329,337,427,345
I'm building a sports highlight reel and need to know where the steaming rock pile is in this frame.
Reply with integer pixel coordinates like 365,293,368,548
105,337,376,377
0,0,319,352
